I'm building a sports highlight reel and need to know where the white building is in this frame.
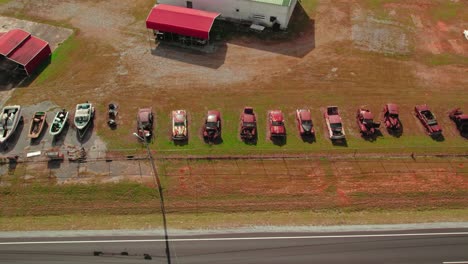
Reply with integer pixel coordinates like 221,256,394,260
156,0,298,30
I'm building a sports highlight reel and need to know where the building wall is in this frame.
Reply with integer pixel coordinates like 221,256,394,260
157,0,297,29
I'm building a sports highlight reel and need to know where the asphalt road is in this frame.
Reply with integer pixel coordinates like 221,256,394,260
0,229,468,264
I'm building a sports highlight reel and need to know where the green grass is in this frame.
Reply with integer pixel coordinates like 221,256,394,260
0,0,11,4
99,104,468,156
426,53,468,67
299,0,319,14
2,208,468,231
0,182,158,217
35,33,79,84
431,1,462,21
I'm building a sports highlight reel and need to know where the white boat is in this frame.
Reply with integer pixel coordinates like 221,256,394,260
74,102,94,140
49,110,69,136
0,105,22,144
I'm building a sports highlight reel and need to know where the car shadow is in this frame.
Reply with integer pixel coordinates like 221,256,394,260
220,2,315,58
332,138,348,147
431,134,445,142
47,160,62,169
205,136,223,145
243,137,258,146
174,139,189,146
271,136,287,146
151,42,227,69
362,130,383,142
301,134,316,144
76,121,94,144
52,122,70,146
460,132,468,139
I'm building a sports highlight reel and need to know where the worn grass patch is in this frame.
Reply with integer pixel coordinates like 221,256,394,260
1,208,468,231
34,33,79,85
431,1,462,21
425,53,468,67
0,182,158,217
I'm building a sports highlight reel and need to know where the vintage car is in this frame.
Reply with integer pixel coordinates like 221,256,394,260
203,110,221,141
172,110,188,141
324,106,345,140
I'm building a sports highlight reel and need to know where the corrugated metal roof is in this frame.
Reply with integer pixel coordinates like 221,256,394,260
251,0,291,7
146,4,220,40
0,29,51,75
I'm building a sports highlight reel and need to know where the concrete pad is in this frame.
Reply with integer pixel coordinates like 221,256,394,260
0,16,73,51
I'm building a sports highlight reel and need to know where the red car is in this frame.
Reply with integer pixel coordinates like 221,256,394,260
203,110,221,141
449,108,468,135
137,107,154,141
415,104,442,136
356,108,380,137
240,107,257,141
382,103,402,131
324,106,345,140
268,110,286,138
296,109,314,136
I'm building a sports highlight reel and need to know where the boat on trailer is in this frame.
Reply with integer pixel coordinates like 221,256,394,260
49,110,69,136
28,111,47,139
0,105,22,144
74,102,94,139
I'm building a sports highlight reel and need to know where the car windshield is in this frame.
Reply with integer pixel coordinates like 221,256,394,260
363,119,373,124
389,113,398,118
243,122,255,127
174,121,185,126
272,121,283,126
331,123,342,130
302,120,312,125
206,122,217,128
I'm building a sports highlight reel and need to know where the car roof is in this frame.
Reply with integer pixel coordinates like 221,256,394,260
207,115,218,122
416,104,429,111
362,111,373,119
386,103,399,113
299,110,311,120
243,114,255,122
138,108,152,122
270,110,283,120
329,115,342,123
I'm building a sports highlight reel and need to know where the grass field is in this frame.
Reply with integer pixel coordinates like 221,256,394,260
0,0,467,228
2,209,468,231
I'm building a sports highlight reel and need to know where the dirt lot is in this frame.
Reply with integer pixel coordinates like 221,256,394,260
0,0,467,220
1,156,467,216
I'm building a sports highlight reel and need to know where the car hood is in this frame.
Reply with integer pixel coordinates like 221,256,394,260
173,125,186,136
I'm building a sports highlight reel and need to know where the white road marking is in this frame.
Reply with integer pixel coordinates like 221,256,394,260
0,232,467,245
443,262,468,264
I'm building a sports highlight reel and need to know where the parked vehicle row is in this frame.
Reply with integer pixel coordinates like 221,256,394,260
1,103,467,147
133,103,465,143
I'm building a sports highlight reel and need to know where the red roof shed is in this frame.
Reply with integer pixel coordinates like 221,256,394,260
146,4,220,40
0,29,51,76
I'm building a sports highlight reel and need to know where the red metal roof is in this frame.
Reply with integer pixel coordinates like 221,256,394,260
146,4,220,40
0,29,51,75
0,29,30,56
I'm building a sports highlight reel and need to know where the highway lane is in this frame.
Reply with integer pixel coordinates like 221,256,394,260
0,229,467,264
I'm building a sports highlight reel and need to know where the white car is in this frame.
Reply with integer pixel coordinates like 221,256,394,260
172,110,188,141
